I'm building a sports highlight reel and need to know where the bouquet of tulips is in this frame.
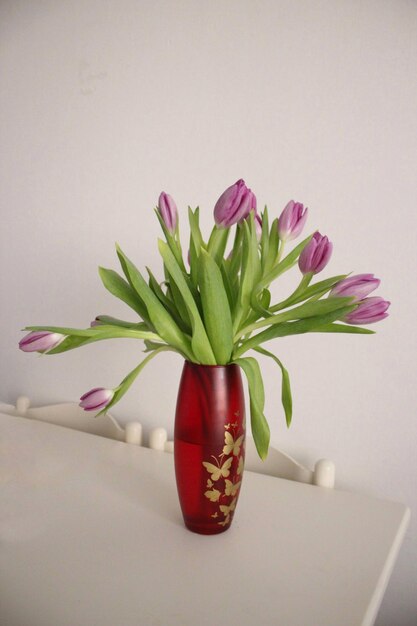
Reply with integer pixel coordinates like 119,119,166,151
19,180,390,458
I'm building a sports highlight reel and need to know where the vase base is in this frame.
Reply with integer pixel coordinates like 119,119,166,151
184,518,231,535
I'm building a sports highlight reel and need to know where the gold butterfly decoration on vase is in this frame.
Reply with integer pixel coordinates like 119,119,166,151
223,431,244,457
202,456,233,481
218,499,237,526
220,499,236,517
224,479,241,497
237,456,244,475
204,488,221,502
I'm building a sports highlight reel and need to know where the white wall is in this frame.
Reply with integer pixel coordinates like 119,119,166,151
1,1,416,623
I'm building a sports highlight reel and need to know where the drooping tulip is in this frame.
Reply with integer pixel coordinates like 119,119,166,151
18,331,65,353
344,297,390,325
278,201,308,241
298,232,333,275
329,274,380,301
79,387,114,412
214,179,257,228
158,192,178,233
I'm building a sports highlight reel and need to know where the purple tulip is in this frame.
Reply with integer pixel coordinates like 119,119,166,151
79,387,114,412
90,319,101,327
19,331,65,353
330,274,380,301
298,232,333,275
214,179,257,228
344,297,390,325
158,192,178,233
278,200,308,241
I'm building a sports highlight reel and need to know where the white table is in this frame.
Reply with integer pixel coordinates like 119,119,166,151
0,413,409,626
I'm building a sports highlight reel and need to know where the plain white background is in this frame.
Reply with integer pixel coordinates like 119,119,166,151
1,1,416,624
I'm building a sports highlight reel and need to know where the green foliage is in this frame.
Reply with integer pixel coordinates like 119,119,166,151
254,347,293,428
158,240,216,364
234,356,270,459
198,249,233,364
24,196,378,460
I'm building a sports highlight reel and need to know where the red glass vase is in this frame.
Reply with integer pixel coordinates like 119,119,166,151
174,361,245,534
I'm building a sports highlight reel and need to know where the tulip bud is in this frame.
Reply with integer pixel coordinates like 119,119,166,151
158,192,178,233
90,319,101,327
298,232,333,275
214,179,257,228
254,213,262,241
79,387,114,412
19,331,65,353
329,274,380,301
344,297,390,325
278,200,308,241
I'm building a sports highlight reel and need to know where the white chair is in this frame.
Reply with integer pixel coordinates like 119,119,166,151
244,438,335,488
0,396,143,445
1,396,334,487
147,426,335,488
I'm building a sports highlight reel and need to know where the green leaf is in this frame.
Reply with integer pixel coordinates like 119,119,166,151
198,249,233,364
234,304,356,357
188,207,206,250
207,225,230,265
237,296,355,341
254,347,293,427
24,325,162,355
188,207,206,287
270,274,348,313
242,296,355,337
166,279,193,331
94,316,149,330
234,216,262,333
25,324,160,340
228,225,244,285
144,339,169,352
309,323,376,334
258,233,314,299
158,239,216,364
154,209,186,272
246,289,271,326
115,245,194,360
45,336,91,354
147,267,190,333
220,260,235,311
233,356,270,459
264,217,279,274
97,346,171,415
260,206,270,272
98,267,149,321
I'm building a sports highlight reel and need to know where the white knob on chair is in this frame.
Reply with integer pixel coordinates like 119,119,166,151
125,421,143,445
15,396,31,415
149,427,167,451
313,459,335,488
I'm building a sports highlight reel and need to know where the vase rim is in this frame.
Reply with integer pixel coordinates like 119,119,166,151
184,360,236,369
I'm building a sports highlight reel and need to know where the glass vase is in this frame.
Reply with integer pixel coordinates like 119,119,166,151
174,361,245,534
